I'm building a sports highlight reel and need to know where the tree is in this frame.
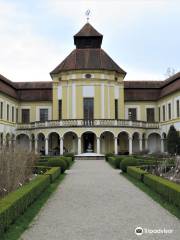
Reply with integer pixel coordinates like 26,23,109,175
167,125,179,155
164,67,176,78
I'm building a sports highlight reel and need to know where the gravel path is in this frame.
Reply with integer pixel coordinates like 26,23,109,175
21,160,180,240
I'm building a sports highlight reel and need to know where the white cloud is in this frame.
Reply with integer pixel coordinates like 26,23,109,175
0,1,68,82
0,0,179,82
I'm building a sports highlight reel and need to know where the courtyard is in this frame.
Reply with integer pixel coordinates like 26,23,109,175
21,160,180,240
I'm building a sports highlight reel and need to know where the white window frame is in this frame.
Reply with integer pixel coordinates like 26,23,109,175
125,105,140,121
36,106,51,121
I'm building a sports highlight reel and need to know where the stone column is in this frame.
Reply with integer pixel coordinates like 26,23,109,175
114,137,118,155
29,138,32,152
60,137,64,155
161,138,164,153
78,137,81,155
97,137,100,154
45,137,49,155
35,138,38,154
2,137,6,147
145,138,148,150
139,137,143,152
129,137,133,155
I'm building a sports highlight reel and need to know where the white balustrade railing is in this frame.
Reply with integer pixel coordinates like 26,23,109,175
16,119,159,130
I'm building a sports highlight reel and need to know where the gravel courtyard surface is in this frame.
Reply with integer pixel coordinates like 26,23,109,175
21,160,180,240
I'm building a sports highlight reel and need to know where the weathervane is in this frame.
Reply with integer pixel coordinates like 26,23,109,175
85,9,91,22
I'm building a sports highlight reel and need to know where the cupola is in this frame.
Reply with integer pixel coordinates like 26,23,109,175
74,23,103,49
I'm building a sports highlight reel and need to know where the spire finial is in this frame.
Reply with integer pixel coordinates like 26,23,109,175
85,9,90,22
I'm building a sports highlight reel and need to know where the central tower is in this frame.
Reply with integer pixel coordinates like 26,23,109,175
50,23,126,120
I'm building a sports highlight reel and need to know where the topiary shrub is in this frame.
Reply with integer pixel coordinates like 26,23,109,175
120,157,139,172
47,159,67,173
105,153,114,161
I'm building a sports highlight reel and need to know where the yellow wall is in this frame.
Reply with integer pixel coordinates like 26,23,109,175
76,85,83,118
0,93,19,124
19,101,52,122
94,85,101,118
52,81,58,120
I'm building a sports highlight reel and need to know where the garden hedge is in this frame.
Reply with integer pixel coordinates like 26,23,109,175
37,156,73,173
0,175,50,235
143,174,180,208
44,167,61,183
108,156,124,169
127,166,147,181
120,158,139,172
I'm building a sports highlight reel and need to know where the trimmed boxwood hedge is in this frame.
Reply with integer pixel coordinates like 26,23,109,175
143,174,180,208
108,156,124,169
0,175,50,235
63,153,75,161
127,166,147,181
44,167,61,183
62,157,73,169
119,157,161,172
120,158,139,172
37,156,73,173
105,153,114,161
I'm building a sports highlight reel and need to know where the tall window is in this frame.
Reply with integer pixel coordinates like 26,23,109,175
7,104,9,121
12,106,14,122
158,107,161,122
128,108,137,121
16,108,18,123
0,102,3,119
58,100,62,120
22,109,30,123
115,99,118,119
177,100,180,118
168,103,171,120
83,98,94,119
40,109,48,122
163,105,165,121
146,108,155,122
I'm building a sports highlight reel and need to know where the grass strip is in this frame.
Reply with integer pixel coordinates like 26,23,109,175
1,174,66,240
122,172,180,220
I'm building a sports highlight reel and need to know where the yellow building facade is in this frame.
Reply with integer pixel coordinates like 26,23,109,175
0,23,180,156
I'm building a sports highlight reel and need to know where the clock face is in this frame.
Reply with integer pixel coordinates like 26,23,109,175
85,73,91,79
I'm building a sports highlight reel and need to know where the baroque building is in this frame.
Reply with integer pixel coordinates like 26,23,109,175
0,23,180,155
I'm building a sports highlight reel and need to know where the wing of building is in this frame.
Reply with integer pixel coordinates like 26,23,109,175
0,23,180,155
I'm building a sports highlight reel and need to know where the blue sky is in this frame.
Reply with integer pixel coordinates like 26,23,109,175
0,0,179,82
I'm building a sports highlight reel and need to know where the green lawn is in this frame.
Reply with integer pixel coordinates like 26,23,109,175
1,174,66,240
122,172,180,220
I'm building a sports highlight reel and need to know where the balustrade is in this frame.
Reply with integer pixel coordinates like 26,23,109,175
16,119,159,130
